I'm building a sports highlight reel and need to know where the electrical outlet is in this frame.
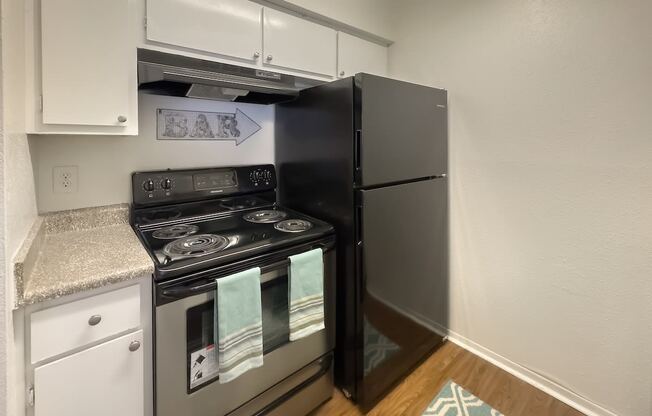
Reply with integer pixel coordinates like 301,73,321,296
53,166,78,194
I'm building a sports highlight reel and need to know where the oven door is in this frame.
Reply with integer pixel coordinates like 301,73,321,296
154,238,336,416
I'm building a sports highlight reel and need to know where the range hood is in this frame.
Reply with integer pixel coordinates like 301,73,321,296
137,49,321,104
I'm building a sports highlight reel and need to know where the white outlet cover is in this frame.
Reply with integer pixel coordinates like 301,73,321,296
53,166,78,194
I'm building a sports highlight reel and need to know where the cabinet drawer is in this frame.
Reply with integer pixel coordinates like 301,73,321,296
31,285,141,364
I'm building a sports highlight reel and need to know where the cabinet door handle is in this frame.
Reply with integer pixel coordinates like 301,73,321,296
129,341,141,352
88,315,102,326
117,115,127,123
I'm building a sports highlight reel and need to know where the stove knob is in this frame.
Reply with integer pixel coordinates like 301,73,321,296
161,178,172,190
143,179,155,192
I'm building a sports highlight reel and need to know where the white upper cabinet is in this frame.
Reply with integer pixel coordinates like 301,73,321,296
34,330,144,416
337,32,388,78
146,0,263,62
263,8,337,77
40,0,133,129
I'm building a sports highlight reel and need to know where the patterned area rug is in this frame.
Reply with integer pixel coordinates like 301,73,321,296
422,380,504,416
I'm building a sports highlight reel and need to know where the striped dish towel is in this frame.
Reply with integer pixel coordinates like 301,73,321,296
289,249,325,341
215,267,263,383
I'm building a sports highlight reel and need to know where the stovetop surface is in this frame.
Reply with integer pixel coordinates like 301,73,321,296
133,196,334,280
132,195,272,225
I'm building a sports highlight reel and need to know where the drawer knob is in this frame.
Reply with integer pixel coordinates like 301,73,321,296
117,115,127,123
88,315,102,326
129,341,141,352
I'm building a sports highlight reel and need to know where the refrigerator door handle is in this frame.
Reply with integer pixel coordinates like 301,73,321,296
354,129,362,180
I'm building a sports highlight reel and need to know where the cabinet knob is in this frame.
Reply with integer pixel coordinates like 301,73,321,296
129,341,141,352
266,55,273,61
253,51,261,59
339,71,345,77
88,315,102,326
117,115,127,123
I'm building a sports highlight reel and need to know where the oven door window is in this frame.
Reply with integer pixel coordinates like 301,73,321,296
186,275,290,392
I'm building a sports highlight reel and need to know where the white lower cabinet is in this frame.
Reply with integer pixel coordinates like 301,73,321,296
34,330,144,416
26,280,152,416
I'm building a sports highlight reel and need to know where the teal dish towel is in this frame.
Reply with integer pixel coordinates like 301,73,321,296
289,249,325,341
215,267,263,383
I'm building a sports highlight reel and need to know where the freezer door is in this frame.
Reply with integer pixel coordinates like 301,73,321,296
356,74,448,187
357,178,447,409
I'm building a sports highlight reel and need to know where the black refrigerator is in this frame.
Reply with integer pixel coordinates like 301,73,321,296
275,74,448,410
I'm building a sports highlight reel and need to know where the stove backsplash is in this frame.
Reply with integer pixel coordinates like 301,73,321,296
28,93,275,213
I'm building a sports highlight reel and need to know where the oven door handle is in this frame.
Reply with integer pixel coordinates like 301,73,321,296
161,246,327,299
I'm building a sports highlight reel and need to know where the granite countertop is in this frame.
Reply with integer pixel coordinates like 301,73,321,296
13,204,154,307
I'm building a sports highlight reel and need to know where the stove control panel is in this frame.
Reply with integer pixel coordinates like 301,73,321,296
132,164,276,207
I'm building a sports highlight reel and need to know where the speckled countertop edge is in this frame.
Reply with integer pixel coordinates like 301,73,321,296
13,204,154,308
13,217,45,304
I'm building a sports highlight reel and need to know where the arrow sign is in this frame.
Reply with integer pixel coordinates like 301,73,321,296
157,108,262,145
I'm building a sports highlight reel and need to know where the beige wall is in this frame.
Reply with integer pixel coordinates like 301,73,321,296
0,31,6,416
2,0,38,414
30,93,275,213
2,0,38,277
388,1,652,415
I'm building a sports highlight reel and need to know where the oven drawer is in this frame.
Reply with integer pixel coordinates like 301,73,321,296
31,284,141,363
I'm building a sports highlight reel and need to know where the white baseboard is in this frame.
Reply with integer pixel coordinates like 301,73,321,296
434,326,617,416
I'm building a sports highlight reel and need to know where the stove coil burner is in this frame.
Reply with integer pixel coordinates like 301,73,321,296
243,210,288,224
274,219,313,233
163,234,230,258
152,224,200,240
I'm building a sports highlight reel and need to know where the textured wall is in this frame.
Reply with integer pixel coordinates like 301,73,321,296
0,25,7,416
2,0,38,275
388,1,652,415
2,0,39,414
30,93,275,213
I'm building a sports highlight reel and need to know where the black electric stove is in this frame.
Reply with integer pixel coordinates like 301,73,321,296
131,165,334,281
133,165,337,416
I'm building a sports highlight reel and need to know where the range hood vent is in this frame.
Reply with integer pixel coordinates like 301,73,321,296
137,49,320,104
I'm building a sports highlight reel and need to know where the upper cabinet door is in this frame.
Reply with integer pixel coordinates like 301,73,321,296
146,0,262,62
337,32,388,78
41,0,131,127
263,8,336,77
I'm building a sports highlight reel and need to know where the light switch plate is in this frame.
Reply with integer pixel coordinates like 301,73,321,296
53,166,78,193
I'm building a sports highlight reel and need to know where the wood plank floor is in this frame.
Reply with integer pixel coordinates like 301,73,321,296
312,342,584,416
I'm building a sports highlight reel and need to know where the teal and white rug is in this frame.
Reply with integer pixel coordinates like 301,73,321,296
423,380,504,416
